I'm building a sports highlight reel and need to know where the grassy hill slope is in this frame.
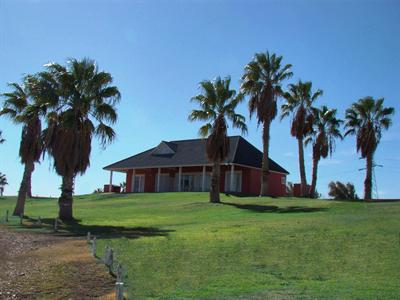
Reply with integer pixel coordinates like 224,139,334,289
1,193,399,299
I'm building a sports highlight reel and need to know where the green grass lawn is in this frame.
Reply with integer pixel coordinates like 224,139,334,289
1,193,399,299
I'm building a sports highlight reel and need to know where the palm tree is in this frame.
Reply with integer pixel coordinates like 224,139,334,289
240,52,292,196
305,106,343,198
1,75,45,215
189,76,247,203
43,58,120,220
281,80,322,197
344,97,394,200
0,172,8,197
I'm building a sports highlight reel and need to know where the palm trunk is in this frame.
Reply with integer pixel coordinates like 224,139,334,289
364,152,373,201
297,137,308,197
210,160,221,203
13,160,34,216
260,121,270,196
26,164,34,198
309,155,320,198
59,175,74,220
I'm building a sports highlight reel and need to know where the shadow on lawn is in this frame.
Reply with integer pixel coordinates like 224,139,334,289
25,217,174,239
222,202,328,213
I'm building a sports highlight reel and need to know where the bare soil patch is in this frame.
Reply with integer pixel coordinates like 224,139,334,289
0,226,114,299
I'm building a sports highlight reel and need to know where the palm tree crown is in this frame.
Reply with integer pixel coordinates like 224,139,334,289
344,97,394,158
44,58,120,177
281,80,323,138
189,76,247,203
306,105,343,161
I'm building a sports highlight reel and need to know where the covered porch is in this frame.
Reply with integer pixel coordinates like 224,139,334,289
106,164,244,193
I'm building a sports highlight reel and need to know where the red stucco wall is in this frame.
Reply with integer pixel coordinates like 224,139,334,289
123,165,287,196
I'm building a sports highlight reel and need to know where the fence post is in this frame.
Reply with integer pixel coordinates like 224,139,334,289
116,263,124,300
5,210,9,223
87,232,91,244
54,218,58,232
115,282,124,300
92,236,97,257
19,213,23,225
37,216,42,226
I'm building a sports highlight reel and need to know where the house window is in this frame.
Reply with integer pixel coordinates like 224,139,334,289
281,176,286,185
132,175,145,193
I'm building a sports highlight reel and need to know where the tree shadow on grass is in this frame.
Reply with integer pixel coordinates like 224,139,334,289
222,202,328,213
25,217,174,240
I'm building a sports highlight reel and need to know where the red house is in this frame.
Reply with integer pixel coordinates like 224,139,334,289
103,136,289,196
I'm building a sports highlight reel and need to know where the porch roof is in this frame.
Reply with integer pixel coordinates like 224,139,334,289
103,136,289,174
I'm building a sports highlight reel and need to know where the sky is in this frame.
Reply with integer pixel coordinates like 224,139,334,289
0,0,399,198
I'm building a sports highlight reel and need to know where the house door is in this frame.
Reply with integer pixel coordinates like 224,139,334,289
182,175,194,192
132,175,145,193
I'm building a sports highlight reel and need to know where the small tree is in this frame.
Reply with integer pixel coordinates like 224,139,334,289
328,181,358,200
189,76,247,203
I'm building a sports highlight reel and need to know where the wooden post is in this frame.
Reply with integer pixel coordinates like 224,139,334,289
131,169,136,193
116,263,123,282
5,210,8,223
230,164,235,192
157,168,161,192
87,232,91,244
19,213,23,225
202,166,206,192
37,216,42,226
92,236,97,257
54,218,58,232
115,282,124,300
109,170,113,192
178,167,182,192
104,246,113,270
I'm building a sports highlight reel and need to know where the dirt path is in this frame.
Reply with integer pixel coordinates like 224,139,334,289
0,226,114,299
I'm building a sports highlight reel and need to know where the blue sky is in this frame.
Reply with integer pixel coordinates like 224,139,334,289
0,0,399,198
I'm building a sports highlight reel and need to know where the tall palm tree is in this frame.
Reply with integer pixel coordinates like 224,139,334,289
1,75,45,215
305,106,343,198
0,172,8,197
43,58,120,220
281,80,322,197
240,52,292,196
344,97,394,200
189,76,247,203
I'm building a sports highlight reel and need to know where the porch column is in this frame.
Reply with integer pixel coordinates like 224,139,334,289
178,167,182,192
202,166,206,192
157,168,161,192
131,169,135,193
230,164,235,192
109,171,113,192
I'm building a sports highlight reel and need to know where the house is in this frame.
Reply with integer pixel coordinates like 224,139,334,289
103,136,289,196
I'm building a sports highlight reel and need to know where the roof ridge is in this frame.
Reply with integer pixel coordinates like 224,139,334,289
168,135,242,143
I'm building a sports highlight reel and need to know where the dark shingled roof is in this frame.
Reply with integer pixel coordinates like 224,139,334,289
103,136,289,174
